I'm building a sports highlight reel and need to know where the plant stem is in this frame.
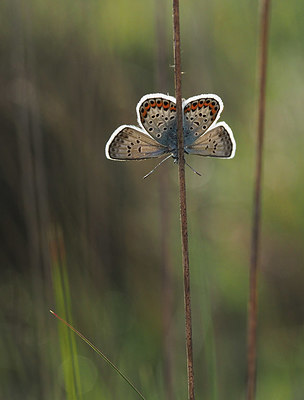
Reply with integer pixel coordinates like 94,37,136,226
50,310,146,400
172,1,195,399
247,1,271,399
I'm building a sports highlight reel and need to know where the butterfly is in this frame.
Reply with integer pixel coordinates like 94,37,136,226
105,93,236,171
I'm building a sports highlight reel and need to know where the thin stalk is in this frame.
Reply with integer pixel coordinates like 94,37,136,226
50,311,146,400
172,1,195,399
247,1,271,399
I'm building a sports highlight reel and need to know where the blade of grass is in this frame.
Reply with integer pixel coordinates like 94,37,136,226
172,0,195,399
50,310,146,400
247,0,271,399
50,228,82,400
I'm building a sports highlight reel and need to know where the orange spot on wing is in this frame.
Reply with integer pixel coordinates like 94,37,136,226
163,103,170,110
191,103,198,110
205,100,219,116
170,105,176,111
156,100,163,108
209,103,217,115
142,109,147,118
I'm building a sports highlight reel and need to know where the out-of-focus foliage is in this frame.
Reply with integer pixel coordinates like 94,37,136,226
0,0,304,399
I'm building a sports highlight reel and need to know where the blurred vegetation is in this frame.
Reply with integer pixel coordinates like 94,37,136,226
1,0,304,399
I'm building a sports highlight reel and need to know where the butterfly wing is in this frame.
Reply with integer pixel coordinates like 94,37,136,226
183,94,223,146
136,93,177,146
105,125,169,161
185,122,236,159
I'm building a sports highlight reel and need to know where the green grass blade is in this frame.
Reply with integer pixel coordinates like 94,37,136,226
49,227,83,400
50,310,146,400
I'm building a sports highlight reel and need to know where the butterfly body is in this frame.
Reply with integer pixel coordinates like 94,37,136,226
105,93,236,163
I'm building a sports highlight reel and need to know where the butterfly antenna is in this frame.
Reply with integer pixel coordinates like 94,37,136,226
143,155,172,179
185,160,202,176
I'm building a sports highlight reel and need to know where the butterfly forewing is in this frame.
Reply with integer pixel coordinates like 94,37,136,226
185,123,235,159
106,126,168,161
183,95,223,146
137,94,177,146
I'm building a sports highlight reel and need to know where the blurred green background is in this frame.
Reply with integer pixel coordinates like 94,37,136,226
1,0,304,399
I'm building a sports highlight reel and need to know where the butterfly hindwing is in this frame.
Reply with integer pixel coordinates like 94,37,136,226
185,123,235,159
136,93,177,146
183,94,223,146
105,125,168,161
